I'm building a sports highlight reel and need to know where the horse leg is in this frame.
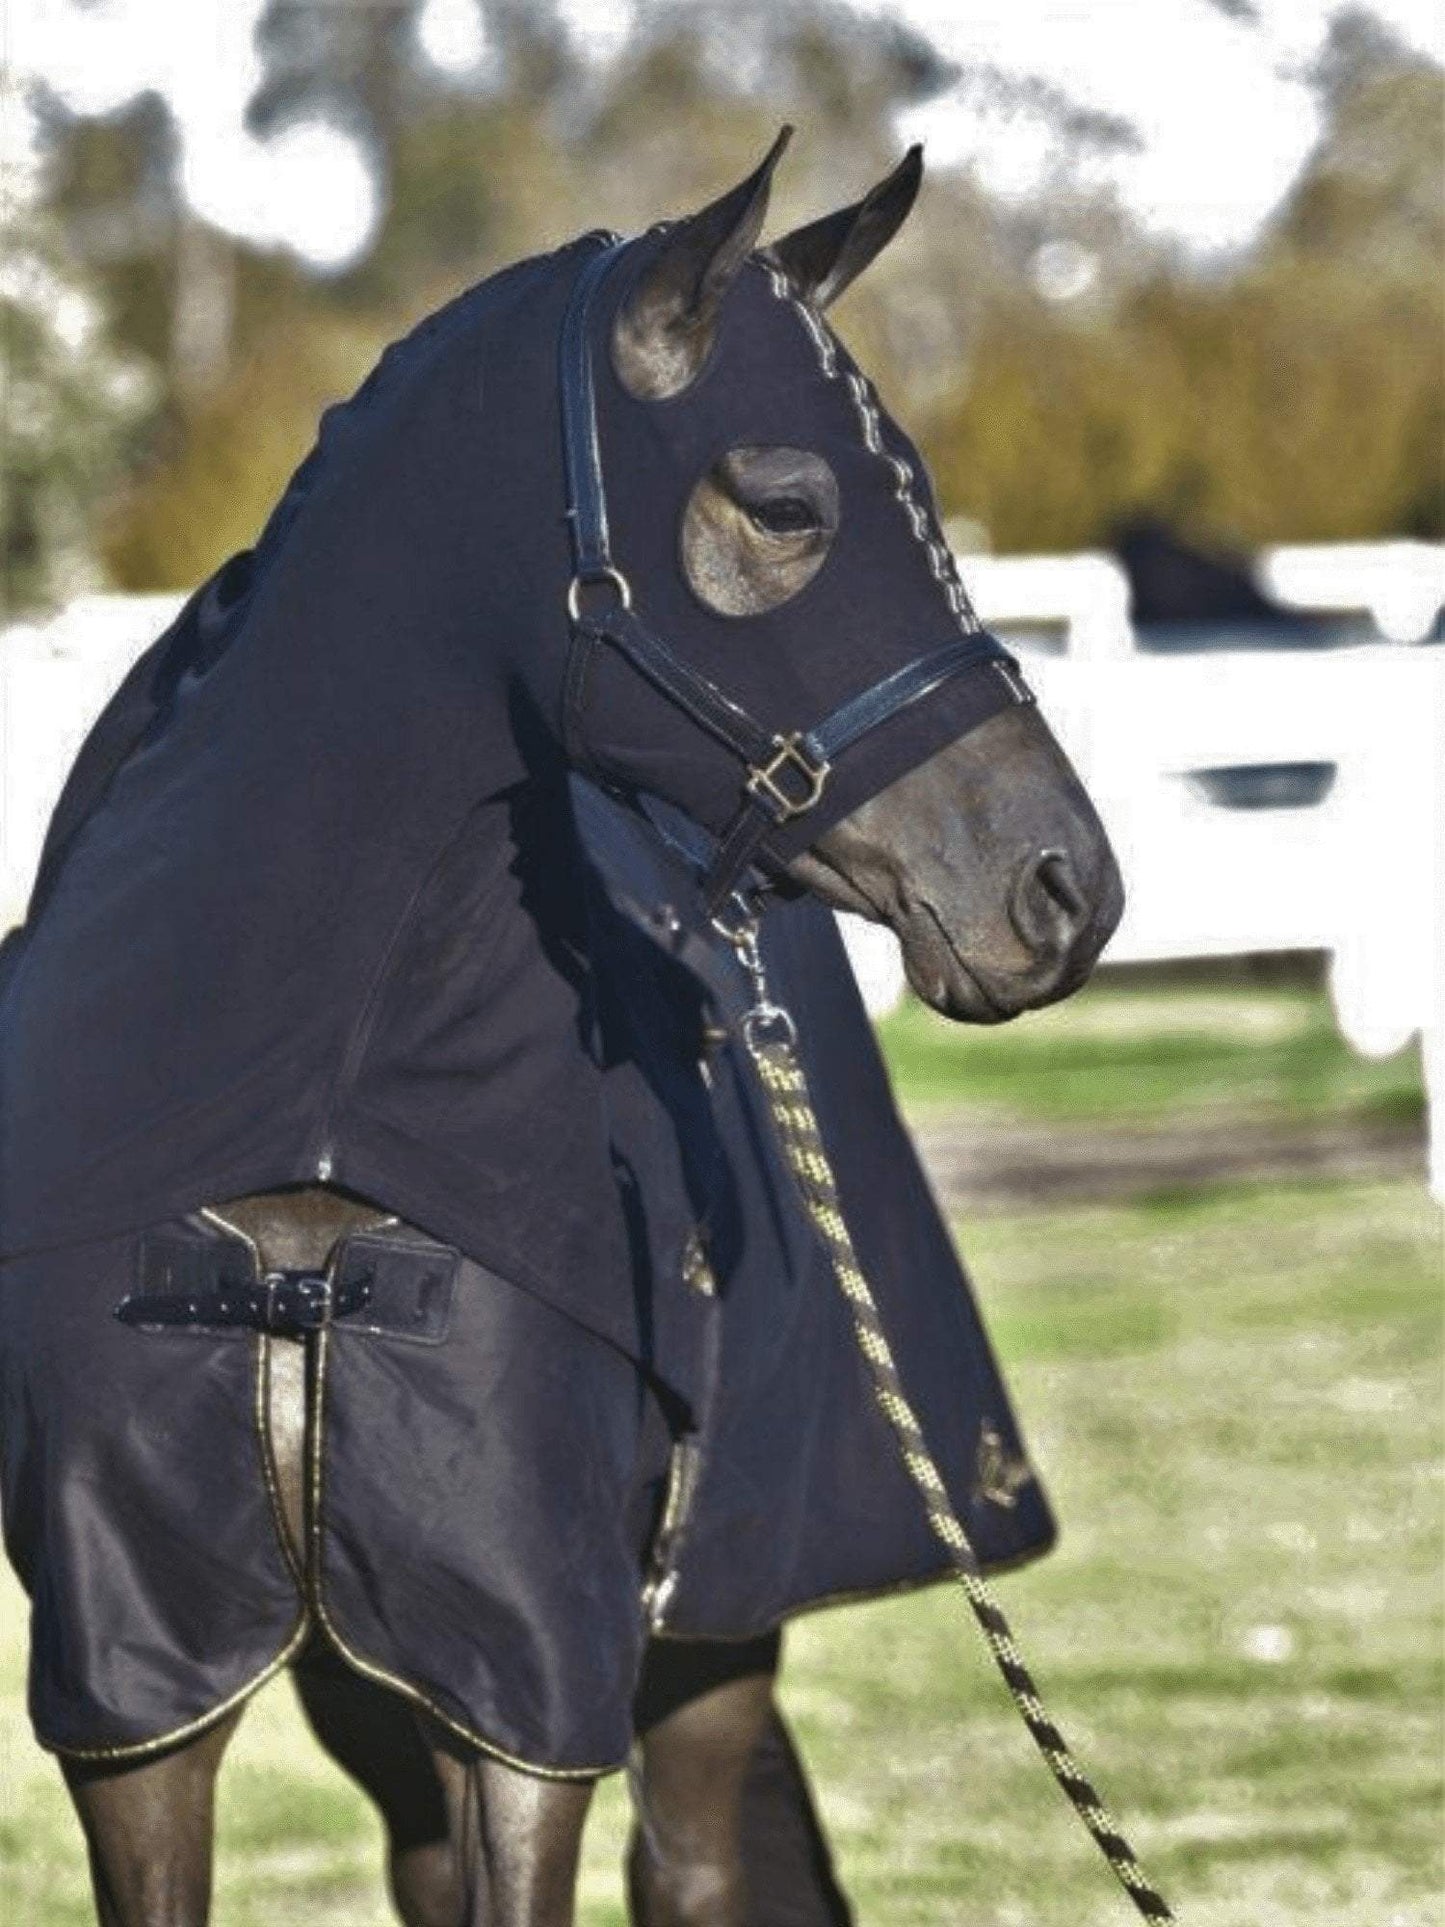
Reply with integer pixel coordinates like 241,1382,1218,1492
60,1710,241,1927
386,1737,596,1927
227,1190,595,1924
295,1659,593,1927
292,1647,468,1927
627,1656,776,1927
629,1637,852,1927
419,1739,592,1927
734,1708,853,1925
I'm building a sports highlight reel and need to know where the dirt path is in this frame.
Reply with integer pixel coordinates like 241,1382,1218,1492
910,1107,1427,1211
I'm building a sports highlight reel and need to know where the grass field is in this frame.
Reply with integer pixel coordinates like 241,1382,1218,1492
877,965,1426,1129
0,978,1439,1925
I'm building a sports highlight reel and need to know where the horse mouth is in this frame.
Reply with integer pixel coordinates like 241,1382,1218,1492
901,898,1107,1025
899,902,1014,1024
786,846,1022,1024
787,843,1107,1026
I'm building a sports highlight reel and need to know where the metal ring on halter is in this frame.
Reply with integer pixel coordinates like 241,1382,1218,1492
566,566,633,625
741,1003,798,1053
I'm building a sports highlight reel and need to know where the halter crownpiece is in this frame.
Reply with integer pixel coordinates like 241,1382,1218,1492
558,237,1033,915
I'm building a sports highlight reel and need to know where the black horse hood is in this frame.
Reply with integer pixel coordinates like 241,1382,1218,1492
568,232,1022,853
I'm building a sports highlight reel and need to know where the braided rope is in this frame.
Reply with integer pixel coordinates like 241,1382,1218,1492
748,1035,1177,1922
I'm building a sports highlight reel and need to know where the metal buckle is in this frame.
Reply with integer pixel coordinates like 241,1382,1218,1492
262,1270,333,1334
745,733,830,822
566,566,633,625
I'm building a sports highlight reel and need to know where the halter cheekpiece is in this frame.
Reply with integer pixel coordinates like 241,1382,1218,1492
558,238,1033,916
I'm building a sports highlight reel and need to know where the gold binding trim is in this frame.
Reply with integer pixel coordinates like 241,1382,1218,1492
48,1617,311,1764
47,1318,310,1763
304,1325,618,1783
50,1211,621,1777
197,1202,263,1261
646,1536,1052,1647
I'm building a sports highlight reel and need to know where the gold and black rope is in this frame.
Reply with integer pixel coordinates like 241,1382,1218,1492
748,1033,1177,1923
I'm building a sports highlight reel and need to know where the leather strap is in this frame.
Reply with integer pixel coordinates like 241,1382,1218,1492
559,239,623,585
809,634,1026,762
117,1267,371,1335
117,1220,458,1343
579,604,776,767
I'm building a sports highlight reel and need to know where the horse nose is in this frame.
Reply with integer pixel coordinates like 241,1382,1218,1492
1009,848,1094,963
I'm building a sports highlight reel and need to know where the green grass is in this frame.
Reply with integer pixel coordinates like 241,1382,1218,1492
775,1179,1442,1925
877,974,1426,1128
2,1175,1438,1925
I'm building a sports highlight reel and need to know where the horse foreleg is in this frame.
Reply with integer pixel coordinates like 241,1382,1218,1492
459,1754,593,1927
61,1710,240,1927
309,1700,591,1927
627,1663,775,1927
734,1709,853,1926
292,1647,468,1926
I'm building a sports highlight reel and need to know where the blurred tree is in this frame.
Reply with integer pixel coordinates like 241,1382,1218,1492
1277,6,1444,281
925,9,1444,550
39,87,248,401
102,0,1001,582
39,90,180,371
0,87,155,615
100,314,379,591
15,0,1438,589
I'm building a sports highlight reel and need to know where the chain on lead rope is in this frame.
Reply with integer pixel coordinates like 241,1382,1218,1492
712,896,1178,1925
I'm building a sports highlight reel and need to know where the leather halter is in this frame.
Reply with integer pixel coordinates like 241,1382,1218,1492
558,238,1033,916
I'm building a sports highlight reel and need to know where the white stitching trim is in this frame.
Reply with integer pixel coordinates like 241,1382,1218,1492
758,259,981,634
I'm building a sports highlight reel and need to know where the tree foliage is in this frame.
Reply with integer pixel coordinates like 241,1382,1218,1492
9,1,1439,594
0,89,155,615
926,10,1444,551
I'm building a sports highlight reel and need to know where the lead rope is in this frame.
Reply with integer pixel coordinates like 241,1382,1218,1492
715,902,1177,1923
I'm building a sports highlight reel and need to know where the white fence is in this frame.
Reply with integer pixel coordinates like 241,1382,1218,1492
966,542,1443,1200
2,549,1442,1198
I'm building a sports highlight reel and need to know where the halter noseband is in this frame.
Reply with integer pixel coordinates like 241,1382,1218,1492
558,238,1032,916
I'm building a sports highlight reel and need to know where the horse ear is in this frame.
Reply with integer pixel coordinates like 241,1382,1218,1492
768,145,923,310
612,127,792,400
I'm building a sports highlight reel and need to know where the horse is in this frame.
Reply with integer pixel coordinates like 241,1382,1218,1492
0,132,1122,1927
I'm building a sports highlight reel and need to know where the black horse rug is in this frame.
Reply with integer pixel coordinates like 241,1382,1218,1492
0,768,1051,1768
0,228,1052,1773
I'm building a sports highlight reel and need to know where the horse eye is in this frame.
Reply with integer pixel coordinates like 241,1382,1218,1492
748,497,817,537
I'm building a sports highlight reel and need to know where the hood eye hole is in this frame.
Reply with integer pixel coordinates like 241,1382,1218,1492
748,497,817,537
681,444,837,616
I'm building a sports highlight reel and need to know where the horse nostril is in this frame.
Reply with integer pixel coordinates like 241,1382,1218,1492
1010,848,1090,957
1036,849,1090,921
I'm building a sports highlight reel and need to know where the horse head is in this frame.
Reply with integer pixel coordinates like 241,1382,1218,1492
559,132,1123,1023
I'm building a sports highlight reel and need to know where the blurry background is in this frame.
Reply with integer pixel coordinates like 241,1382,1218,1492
0,2,1441,1922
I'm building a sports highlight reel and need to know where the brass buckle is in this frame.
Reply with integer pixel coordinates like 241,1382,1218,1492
745,733,830,822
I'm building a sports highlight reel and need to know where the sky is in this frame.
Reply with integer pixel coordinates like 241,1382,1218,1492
3,0,1441,270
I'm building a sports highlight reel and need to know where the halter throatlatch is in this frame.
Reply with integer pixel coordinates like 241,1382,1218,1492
717,902,1178,1924
558,238,1032,914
